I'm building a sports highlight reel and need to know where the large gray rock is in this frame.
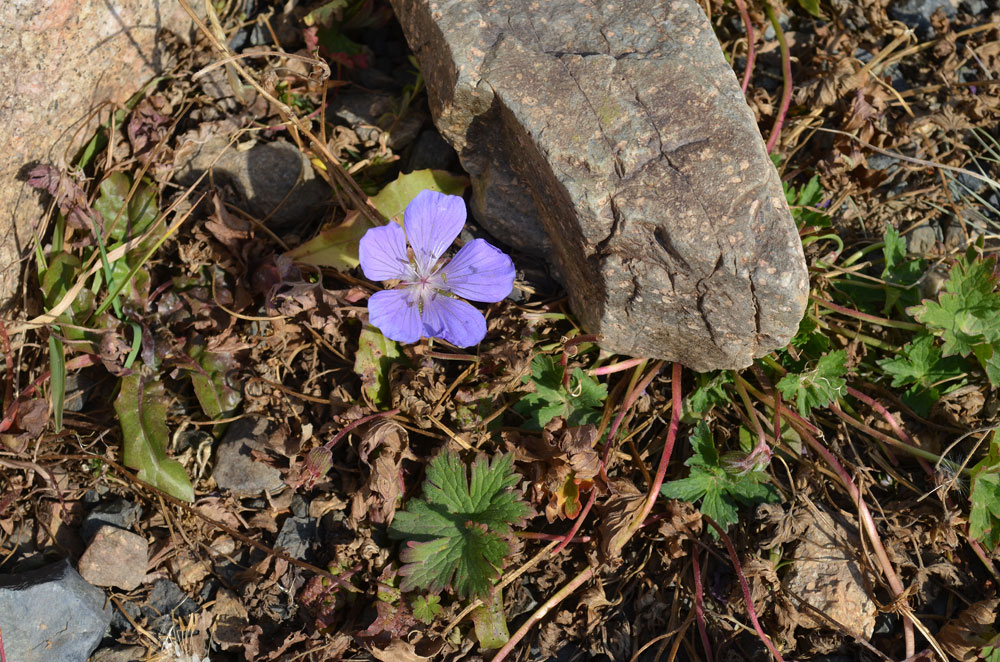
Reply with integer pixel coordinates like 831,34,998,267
0,1,198,309
390,0,809,370
0,559,111,662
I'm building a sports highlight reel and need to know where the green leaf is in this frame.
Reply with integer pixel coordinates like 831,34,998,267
411,594,442,624
471,587,510,649
661,422,778,537
909,250,1000,379
354,325,403,407
94,173,158,243
970,430,1000,550
683,371,733,421
388,451,531,599
514,355,607,428
796,0,824,18
776,350,848,416
877,334,965,389
370,169,469,224
783,175,830,229
186,343,242,420
283,210,376,271
48,333,66,432
115,374,195,502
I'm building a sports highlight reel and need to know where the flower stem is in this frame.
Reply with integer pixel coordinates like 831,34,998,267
702,515,785,662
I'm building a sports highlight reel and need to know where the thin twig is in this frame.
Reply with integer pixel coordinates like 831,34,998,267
631,362,682,531
491,566,595,662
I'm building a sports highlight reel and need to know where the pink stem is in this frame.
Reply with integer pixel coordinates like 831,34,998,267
764,2,792,153
588,357,646,377
703,515,784,662
846,386,934,473
733,0,756,93
0,622,6,662
634,363,682,527
691,545,714,662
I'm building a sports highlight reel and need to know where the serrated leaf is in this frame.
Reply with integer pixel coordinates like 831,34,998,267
388,451,530,599
909,251,1000,383
776,350,848,415
877,334,966,391
661,421,777,538
514,355,607,428
115,374,194,502
683,371,733,420
411,594,442,624
970,430,1000,550
370,169,469,224
354,325,403,407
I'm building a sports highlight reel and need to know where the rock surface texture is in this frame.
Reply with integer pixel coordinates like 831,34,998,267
0,0,196,307
390,0,809,370
0,559,112,662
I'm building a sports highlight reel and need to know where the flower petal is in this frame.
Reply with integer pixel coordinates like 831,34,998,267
358,223,412,281
403,190,466,273
420,293,487,348
368,288,422,343
439,238,515,302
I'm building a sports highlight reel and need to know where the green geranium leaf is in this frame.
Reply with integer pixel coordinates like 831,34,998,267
389,451,531,599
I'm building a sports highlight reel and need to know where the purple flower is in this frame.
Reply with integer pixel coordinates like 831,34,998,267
358,190,515,347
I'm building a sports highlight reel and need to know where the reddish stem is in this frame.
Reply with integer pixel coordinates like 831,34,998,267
633,363,682,528
0,622,5,662
702,515,784,662
764,2,792,153
733,0,756,93
691,545,714,662
589,357,646,377
845,387,934,473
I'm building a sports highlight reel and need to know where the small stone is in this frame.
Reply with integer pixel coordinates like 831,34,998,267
77,525,148,591
87,645,147,662
174,136,331,229
212,415,285,496
907,223,940,256
82,497,142,541
0,559,112,662
144,579,200,624
782,510,877,639
290,494,310,519
327,88,426,150
275,516,317,561
110,599,142,634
